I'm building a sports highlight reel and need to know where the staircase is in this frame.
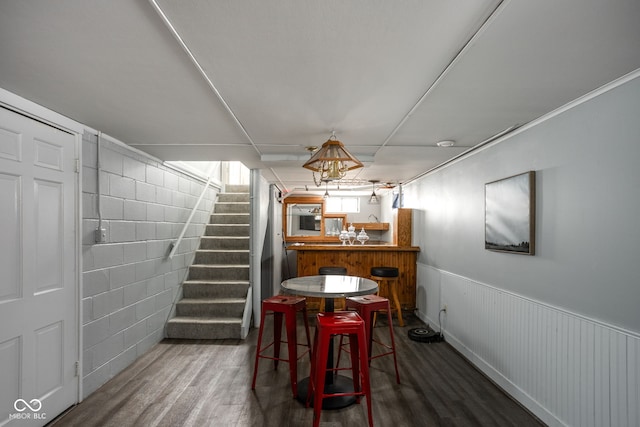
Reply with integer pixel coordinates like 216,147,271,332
167,184,250,340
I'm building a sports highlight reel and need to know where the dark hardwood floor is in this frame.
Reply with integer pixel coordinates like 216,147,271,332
50,313,544,427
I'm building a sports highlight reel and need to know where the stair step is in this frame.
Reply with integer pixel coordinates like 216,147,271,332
224,185,249,193
166,317,242,340
205,224,249,236
217,193,250,203
195,249,249,265
209,213,250,224
178,297,247,303
200,236,249,250
182,280,250,286
188,265,249,280
214,202,250,214
183,280,249,298
176,298,246,317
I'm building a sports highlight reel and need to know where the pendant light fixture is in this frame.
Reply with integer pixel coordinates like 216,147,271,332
368,180,379,204
303,131,363,186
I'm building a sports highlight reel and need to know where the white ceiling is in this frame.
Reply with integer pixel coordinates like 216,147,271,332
1,0,639,193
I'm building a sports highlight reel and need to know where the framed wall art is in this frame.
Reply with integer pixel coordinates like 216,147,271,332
485,171,536,255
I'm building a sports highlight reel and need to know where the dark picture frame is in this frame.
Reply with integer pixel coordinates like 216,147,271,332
485,171,536,255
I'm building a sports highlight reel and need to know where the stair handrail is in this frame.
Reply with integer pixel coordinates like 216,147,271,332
168,174,214,260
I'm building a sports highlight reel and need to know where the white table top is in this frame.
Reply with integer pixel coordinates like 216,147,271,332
280,275,378,298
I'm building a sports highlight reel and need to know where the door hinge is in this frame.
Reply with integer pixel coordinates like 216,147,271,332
75,361,80,377
75,158,80,173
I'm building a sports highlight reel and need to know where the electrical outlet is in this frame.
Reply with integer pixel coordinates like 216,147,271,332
443,304,448,312
95,227,107,243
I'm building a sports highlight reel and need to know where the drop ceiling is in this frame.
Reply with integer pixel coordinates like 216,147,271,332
1,0,639,193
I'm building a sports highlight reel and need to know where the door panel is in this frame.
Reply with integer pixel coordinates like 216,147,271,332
0,337,21,417
0,173,21,301
35,321,63,398
34,179,63,293
0,107,78,426
0,126,22,161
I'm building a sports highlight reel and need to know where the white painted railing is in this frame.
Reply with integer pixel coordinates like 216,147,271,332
167,163,219,259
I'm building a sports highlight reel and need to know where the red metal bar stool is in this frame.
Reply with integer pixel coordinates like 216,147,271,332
370,266,404,326
251,295,312,398
343,295,401,384
307,311,373,427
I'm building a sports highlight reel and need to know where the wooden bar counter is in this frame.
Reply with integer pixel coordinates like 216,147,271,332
289,244,420,312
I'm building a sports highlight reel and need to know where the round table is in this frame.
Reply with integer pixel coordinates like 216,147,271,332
280,275,378,409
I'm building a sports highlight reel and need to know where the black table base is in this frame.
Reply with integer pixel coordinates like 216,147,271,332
295,376,357,409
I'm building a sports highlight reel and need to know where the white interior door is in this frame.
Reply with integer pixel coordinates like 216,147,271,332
0,107,78,426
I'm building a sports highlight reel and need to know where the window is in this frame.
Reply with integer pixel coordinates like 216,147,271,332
325,197,360,213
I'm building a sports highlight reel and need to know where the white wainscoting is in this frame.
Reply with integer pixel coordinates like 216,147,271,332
417,264,640,427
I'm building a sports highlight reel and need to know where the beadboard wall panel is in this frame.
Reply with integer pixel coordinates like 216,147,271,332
420,265,640,427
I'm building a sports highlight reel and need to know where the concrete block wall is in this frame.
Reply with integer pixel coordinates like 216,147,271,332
81,132,219,397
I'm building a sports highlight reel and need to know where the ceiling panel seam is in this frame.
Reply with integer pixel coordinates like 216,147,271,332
375,0,508,155
404,66,640,184
148,0,263,157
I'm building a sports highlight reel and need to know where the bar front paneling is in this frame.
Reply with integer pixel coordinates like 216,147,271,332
291,245,419,312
